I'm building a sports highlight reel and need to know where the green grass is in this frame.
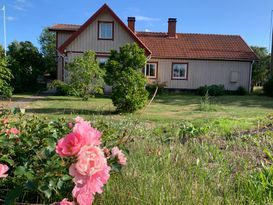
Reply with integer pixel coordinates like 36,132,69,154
2,93,273,204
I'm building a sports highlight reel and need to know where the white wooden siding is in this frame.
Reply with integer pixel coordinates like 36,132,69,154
151,58,251,91
66,11,135,53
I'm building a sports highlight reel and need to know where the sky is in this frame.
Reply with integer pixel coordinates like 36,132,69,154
0,0,273,51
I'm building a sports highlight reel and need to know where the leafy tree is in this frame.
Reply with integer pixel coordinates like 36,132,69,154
251,46,270,88
105,43,148,113
39,28,57,78
67,50,105,100
7,41,45,93
0,50,13,98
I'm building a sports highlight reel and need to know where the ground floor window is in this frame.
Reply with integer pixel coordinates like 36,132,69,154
143,62,157,79
97,56,109,66
172,63,188,80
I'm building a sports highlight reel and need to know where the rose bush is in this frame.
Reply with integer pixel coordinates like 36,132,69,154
0,111,127,204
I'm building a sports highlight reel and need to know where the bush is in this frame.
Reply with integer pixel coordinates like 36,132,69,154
105,43,148,113
197,84,225,96
0,113,127,203
0,56,13,98
236,86,248,95
49,80,72,96
67,51,105,100
146,80,166,95
264,76,273,97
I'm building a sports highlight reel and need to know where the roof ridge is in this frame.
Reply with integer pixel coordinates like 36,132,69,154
136,31,241,37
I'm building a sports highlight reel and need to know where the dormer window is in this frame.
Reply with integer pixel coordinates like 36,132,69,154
98,21,114,40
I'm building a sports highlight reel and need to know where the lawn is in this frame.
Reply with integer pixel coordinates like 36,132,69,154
1,93,273,204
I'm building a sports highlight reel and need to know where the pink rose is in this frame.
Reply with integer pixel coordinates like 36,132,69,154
0,164,9,178
6,128,20,135
67,122,74,129
73,120,101,147
1,118,8,124
75,146,107,176
57,198,74,205
112,147,127,165
56,133,86,157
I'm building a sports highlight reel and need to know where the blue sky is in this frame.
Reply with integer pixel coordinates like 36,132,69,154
0,0,273,50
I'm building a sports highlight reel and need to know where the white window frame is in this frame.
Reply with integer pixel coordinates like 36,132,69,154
172,63,188,80
98,21,113,40
144,62,157,79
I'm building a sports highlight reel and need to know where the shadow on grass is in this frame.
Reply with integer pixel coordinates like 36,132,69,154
26,108,116,116
153,94,273,109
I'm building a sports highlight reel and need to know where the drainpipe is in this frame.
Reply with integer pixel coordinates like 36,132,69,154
249,60,255,93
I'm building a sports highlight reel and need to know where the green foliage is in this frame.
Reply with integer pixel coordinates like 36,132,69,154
264,75,273,97
0,113,73,203
48,80,72,96
67,50,105,100
199,91,218,111
236,86,248,95
251,46,270,86
0,55,13,98
39,28,57,79
105,43,148,112
7,41,45,93
146,80,166,95
197,84,226,96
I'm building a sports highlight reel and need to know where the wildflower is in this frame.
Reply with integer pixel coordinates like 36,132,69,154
111,147,127,165
6,128,20,135
0,164,9,178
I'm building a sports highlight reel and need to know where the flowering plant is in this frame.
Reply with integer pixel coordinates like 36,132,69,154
55,116,127,205
0,111,127,204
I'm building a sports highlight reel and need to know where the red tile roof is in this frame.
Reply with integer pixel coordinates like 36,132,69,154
136,32,258,61
49,25,258,61
48,24,80,31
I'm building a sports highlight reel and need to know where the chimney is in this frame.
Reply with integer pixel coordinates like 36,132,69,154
168,18,177,38
128,17,135,32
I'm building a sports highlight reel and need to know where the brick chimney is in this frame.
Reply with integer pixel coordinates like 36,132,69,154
168,18,177,38
128,17,135,32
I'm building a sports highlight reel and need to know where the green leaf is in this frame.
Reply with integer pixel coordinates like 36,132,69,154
4,186,23,205
61,174,71,181
38,184,52,199
14,166,26,176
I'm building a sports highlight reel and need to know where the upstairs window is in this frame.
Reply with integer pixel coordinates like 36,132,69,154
143,63,157,79
172,63,188,80
98,21,114,40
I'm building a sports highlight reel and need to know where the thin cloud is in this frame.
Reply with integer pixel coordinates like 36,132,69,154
144,29,151,32
135,16,161,22
12,0,31,11
6,16,16,21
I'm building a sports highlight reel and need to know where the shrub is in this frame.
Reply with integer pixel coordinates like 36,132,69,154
0,113,127,203
67,50,105,100
146,80,166,95
105,43,149,113
236,86,248,95
264,76,273,97
48,80,72,96
197,84,225,96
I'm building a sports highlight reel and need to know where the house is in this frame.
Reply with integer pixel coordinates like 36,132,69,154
49,3,258,92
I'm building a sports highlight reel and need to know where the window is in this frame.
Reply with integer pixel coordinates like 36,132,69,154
172,63,188,80
230,71,239,83
143,63,157,79
98,21,114,40
96,56,109,66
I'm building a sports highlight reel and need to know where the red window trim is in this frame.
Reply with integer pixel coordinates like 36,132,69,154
145,62,158,79
97,21,114,40
171,62,189,80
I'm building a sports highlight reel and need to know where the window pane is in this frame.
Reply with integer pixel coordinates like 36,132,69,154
99,23,113,39
146,64,149,76
150,64,155,77
173,64,187,79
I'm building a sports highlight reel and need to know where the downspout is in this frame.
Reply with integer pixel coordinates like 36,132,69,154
249,60,255,93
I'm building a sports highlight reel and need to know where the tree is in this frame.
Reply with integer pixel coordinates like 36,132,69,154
39,28,57,78
105,43,148,113
7,41,45,93
0,46,13,98
67,50,105,100
251,46,270,88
